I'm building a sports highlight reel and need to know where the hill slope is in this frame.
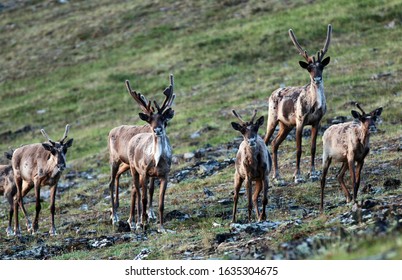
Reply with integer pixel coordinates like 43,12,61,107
0,0,401,260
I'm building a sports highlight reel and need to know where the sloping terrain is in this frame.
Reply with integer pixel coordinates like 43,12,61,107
0,0,401,259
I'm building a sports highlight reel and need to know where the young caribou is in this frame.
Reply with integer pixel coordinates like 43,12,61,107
320,103,382,212
11,125,73,235
107,75,174,225
231,109,272,223
126,77,175,232
264,24,332,184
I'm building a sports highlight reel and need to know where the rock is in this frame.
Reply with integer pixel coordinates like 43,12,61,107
218,198,232,205
40,190,51,199
362,199,378,209
174,169,191,182
329,116,348,124
115,220,131,233
203,187,214,197
371,72,392,80
383,178,400,191
183,152,195,160
134,248,150,260
90,237,114,249
165,210,190,221
190,131,201,139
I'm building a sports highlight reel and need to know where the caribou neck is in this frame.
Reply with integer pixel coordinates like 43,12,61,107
308,81,325,110
44,155,61,178
152,133,171,167
360,123,371,148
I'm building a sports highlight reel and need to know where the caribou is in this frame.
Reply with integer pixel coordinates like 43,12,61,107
0,150,18,235
231,109,272,223
11,125,73,235
320,103,382,212
108,75,174,227
126,77,175,232
264,24,332,184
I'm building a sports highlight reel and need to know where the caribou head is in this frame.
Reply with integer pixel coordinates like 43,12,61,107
289,24,332,85
231,109,264,147
41,124,74,173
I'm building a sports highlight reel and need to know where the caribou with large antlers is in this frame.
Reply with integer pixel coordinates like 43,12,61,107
108,75,174,226
11,125,73,235
264,24,332,184
231,109,272,223
320,103,382,212
126,75,175,232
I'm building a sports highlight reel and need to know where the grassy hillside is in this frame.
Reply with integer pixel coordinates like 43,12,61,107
0,0,401,260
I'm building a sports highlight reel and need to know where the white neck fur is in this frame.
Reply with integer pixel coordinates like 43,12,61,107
153,134,170,167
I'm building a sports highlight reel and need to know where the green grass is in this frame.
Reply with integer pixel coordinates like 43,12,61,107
0,0,401,260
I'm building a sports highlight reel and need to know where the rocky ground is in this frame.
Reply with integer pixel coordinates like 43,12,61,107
0,122,401,260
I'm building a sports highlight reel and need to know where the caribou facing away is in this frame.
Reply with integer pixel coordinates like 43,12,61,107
231,109,272,223
108,75,174,227
0,150,31,236
11,125,73,235
320,103,382,212
0,150,19,235
126,75,175,232
264,24,332,184
108,124,152,224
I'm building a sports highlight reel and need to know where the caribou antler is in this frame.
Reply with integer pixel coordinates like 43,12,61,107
125,80,152,114
250,109,258,123
233,109,258,124
317,24,332,62
232,110,245,124
289,28,310,62
354,102,366,115
289,24,332,63
41,128,55,145
59,124,70,143
154,74,176,113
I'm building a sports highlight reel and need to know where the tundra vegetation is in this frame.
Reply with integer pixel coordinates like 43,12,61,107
0,0,401,260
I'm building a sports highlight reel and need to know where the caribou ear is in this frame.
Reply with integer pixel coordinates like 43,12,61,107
164,108,175,121
321,56,330,66
256,116,264,127
231,122,242,132
4,151,12,160
299,61,309,69
351,110,361,120
65,138,74,148
62,139,74,154
374,107,383,117
42,143,56,155
139,112,150,122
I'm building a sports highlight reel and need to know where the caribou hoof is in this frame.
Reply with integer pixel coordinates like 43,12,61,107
127,219,135,230
294,175,306,184
110,212,120,225
157,225,167,234
6,227,14,236
272,177,286,187
14,229,22,237
26,222,33,233
136,223,143,231
148,209,157,221
309,171,321,182
49,228,57,236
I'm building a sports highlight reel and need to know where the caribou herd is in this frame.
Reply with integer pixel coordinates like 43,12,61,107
0,24,383,236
